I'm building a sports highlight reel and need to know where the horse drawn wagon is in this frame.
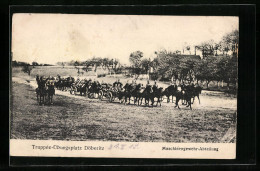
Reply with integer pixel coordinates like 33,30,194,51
98,83,113,102
99,83,125,103
70,79,89,96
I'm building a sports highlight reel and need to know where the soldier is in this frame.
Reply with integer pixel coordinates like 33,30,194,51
152,80,158,92
36,74,40,88
113,79,118,87
117,79,123,88
154,80,158,87
93,79,97,87
123,80,129,90
39,76,48,89
48,75,54,80
146,80,150,88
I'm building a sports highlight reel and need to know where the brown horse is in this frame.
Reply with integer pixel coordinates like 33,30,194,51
46,84,55,105
36,87,47,105
174,89,193,110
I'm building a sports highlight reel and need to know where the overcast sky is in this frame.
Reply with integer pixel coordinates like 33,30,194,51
12,14,238,65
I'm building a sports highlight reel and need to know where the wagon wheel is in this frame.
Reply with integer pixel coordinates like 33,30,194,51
85,88,89,97
108,92,113,102
99,90,103,100
88,92,93,98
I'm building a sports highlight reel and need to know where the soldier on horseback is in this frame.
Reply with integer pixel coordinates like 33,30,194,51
123,80,129,92
36,74,40,87
113,79,123,92
39,76,48,89
36,76,49,105
146,80,150,88
152,80,158,93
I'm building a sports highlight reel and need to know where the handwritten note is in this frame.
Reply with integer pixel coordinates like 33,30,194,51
108,143,139,150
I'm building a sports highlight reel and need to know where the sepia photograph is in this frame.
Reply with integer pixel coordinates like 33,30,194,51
10,14,238,159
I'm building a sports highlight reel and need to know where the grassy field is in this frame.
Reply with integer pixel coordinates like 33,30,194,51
10,66,237,143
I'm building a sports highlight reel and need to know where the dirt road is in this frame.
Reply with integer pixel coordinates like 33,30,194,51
12,76,236,111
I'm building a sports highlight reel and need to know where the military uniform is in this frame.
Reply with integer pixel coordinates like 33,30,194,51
36,75,40,88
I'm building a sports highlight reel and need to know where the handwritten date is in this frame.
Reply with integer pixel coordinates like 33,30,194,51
108,143,139,150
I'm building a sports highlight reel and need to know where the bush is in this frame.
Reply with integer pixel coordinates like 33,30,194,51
97,74,106,78
149,73,159,80
159,77,171,82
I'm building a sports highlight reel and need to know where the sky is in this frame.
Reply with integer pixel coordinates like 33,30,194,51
12,14,238,65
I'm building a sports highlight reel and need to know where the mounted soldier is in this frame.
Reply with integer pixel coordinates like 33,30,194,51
36,76,49,105
123,80,129,91
146,80,151,88
39,76,48,89
152,80,158,93
117,79,123,88
45,76,55,104
36,74,40,88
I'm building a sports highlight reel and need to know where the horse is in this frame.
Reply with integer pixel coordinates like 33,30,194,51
163,85,177,103
131,83,143,105
63,77,75,91
135,86,146,106
36,87,47,105
88,82,102,98
142,85,155,107
192,86,202,104
123,83,134,105
54,76,65,90
79,80,91,96
46,82,55,105
174,89,193,109
153,87,164,107
108,86,126,103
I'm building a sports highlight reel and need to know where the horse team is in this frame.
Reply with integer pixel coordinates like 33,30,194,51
35,75,202,109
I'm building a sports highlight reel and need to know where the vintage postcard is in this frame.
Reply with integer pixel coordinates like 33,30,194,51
10,14,238,159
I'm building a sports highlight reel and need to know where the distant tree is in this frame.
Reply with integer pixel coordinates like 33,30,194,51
196,39,215,58
129,51,143,67
155,50,181,82
111,59,121,74
151,57,160,72
92,57,103,72
217,56,237,90
218,40,230,56
12,60,18,67
219,29,239,57
32,62,39,66
82,60,92,72
22,64,32,76
101,57,110,70
140,58,151,74
74,61,80,66
197,57,218,89
175,50,181,55
82,57,102,74
129,51,143,78
214,43,220,56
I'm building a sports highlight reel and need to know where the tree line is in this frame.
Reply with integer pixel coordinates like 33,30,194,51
128,30,238,90
16,29,238,91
